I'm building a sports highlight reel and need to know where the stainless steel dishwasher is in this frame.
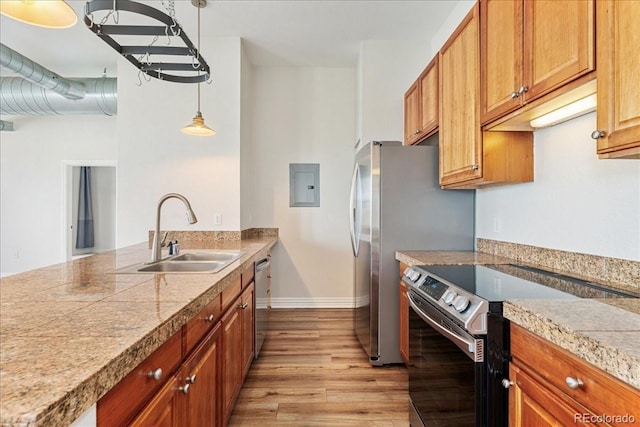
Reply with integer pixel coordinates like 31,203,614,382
254,256,271,358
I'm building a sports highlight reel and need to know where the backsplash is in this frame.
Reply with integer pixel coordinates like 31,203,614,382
477,238,639,294
148,228,279,249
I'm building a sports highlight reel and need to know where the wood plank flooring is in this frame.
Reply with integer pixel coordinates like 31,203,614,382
228,309,409,426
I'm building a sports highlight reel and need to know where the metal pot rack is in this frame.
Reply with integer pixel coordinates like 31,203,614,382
84,0,210,83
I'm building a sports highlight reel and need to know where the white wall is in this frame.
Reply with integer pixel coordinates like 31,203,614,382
240,43,255,230
116,37,243,247
357,40,433,147
0,115,116,276
249,67,356,306
476,112,640,261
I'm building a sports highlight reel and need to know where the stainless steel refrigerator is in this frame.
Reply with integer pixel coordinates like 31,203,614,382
349,140,475,365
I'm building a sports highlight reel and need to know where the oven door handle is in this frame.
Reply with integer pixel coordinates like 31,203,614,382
408,293,482,362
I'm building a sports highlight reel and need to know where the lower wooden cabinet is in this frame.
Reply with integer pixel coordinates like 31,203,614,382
98,270,257,427
222,282,254,425
508,324,640,427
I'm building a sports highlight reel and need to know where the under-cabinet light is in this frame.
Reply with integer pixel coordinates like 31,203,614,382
530,94,597,129
0,0,77,29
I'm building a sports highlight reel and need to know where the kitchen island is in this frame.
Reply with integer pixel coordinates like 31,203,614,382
396,249,640,391
0,232,277,427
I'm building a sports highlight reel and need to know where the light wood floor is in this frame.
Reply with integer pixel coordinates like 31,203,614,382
228,308,409,426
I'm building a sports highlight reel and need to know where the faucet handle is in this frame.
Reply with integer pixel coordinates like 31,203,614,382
168,240,180,255
160,231,169,247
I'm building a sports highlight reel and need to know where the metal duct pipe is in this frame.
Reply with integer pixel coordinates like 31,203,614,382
0,77,117,116
0,43,86,100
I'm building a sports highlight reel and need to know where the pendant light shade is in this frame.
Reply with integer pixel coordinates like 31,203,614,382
182,111,215,136
0,0,77,29
182,0,214,137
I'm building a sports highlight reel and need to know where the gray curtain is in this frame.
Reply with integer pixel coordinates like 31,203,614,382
76,166,95,249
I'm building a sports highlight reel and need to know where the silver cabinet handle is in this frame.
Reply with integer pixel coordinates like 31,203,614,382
511,91,520,99
205,314,215,322
518,85,529,94
471,164,479,170
502,379,514,389
147,368,162,381
239,302,249,309
413,129,421,135
591,130,606,139
178,383,190,394
186,374,197,384
565,376,584,389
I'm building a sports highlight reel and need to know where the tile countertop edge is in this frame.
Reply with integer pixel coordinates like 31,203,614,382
395,250,515,266
503,300,640,391
0,237,278,427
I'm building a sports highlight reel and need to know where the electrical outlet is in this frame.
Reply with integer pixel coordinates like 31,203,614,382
493,216,502,233
214,213,222,226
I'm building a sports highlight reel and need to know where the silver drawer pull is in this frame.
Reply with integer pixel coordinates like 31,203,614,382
565,376,584,389
179,383,190,394
501,379,514,389
239,302,249,309
591,130,606,139
205,314,215,322
147,368,162,381
186,374,197,384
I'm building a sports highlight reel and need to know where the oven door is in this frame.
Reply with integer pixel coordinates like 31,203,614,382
408,291,486,427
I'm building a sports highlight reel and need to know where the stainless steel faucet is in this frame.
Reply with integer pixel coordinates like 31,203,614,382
150,193,198,263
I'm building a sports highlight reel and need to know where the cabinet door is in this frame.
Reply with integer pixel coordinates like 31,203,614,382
404,81,421,145
221,304,242,424
419,56,439,138
509,364,597,427
480,0,523,124
596,0,640,158
523,0,595,103
241,282,255,379
439,3,482,186
398,282,409,366
130,375,181,427
181,324,221,427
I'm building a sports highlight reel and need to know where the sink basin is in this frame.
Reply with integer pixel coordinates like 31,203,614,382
114,251,244,274
137,261,225,273
171,252,242,262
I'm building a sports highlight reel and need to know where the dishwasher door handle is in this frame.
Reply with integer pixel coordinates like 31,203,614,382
256,258,270,271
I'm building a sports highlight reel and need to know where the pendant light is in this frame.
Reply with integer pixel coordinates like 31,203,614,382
182,0,215,137
0,0,77,29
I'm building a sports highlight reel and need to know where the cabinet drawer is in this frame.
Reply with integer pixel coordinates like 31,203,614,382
183,294,222,355
221,276,242,310
241,263,255,288
510,324,640,423
97,330,182,427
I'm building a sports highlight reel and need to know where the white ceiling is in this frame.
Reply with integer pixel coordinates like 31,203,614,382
0,0,460,77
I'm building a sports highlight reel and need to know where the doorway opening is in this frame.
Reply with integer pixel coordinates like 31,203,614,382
63,162,116,261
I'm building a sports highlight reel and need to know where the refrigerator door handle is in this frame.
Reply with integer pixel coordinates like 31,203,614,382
349,164,360,256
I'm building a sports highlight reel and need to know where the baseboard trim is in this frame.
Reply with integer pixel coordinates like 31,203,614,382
269,297,355,309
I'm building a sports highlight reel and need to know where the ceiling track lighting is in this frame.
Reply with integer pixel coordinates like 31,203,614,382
182,0,215,136
0,0,77,29
84,0,210,84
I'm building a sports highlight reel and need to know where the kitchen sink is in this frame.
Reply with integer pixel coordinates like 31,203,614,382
114,251,244,274
171,252,242,262
136,261,225,273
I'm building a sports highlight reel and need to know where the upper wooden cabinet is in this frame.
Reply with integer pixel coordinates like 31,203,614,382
404,56,439,145
439,3,533,189
594,0,640,159
480,0,595,126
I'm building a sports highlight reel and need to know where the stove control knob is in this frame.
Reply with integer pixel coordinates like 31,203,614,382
403,267,412,277
453,295,470,312
442,290,457,305
410,271,421,281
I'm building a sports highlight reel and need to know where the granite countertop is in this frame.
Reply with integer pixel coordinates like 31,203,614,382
396,250,640,391
0,236,277,427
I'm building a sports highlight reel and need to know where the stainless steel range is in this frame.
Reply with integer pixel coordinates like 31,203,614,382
401,263,636,427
